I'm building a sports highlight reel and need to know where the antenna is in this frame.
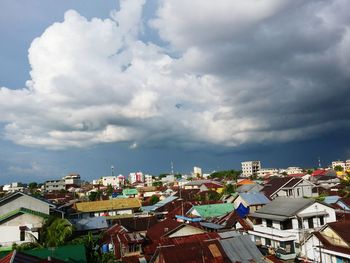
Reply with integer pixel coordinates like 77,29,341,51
318,157,322,168
111,165,115,176
171,161,174,175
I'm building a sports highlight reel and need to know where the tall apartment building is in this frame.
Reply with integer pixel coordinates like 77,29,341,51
241,161,261,177
129,172,144,184
193,166,202,178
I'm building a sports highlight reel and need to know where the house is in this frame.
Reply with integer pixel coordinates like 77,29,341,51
261,177,314,200
122,188,139,198
232,193,270,212
248,197,336,261
150,233,265,263
300,221,350,262
0,192,56,248
199,182,224,193
72,198,141,219
313,175,341,188
335,197,350,211
100,224,145,260
187,203,234,219
236,183,263,193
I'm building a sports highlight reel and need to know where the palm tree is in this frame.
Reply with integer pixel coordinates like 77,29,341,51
41,217,73,247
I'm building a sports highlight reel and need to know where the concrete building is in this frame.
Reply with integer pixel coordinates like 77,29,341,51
241,161,261,177
0,192,56,248
129,172,144,184
144,174,153,186
257,168,279,178
193,166,202,178
63,173,81,187
279,167,303,175
101,176,118,187
249,197,336,261
45,179,66,192
2,182,24,193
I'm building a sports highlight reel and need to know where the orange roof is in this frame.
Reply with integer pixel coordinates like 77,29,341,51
237,179,255,185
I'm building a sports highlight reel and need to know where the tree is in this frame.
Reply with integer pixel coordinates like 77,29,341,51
210,170,240,181
70,232,101,263
89,190,102,201
149,195,160,205
334,165,344,172
28,182,38,189
41,217,73,247
106,184,114,196
152,181,163,187
224,183,235,194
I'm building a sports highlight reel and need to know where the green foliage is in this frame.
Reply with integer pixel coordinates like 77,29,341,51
70,232,101,263
334,165,344,172
101,252,116,263
89,190,102,201
28,182,38,189
174,173,182,179
210,170,240,181
315,193,327,202
106,184,114,196
41,217,73,247
149,195,160,205
152,181,163,187
224,183,235,194
158,173,168,179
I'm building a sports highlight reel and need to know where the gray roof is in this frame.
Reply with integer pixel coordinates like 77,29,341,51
70,216,108,231
199,221,224,230
251,197,314,218
219,235,265,263
239,192,270,206
236,184,263,193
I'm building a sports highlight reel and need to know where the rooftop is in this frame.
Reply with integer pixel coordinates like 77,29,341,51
74,198,141,213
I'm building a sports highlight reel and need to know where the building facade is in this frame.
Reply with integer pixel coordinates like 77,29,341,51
241,161,261,177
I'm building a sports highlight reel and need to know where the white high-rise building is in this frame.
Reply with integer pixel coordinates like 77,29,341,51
144,174,153,186
241,161,261,177
193,166,202,178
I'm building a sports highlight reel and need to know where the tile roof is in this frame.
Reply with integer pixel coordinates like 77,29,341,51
237,179,255,186
189,203,234,218
74,198,141,213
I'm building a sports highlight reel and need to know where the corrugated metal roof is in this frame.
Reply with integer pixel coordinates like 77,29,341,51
190,203,234,218
200,221,225,230
75,198,141,213
236,183,263,193
324,195,341,204
70,216,108,231
239,193,270,206
219,235,265,263
252,197,314,218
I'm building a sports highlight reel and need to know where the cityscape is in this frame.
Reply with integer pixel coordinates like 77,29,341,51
1,0,350,262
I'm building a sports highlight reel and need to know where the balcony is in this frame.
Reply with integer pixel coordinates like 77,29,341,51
275,247,298,260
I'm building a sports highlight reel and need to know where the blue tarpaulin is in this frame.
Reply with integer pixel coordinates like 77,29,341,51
236,203,249,218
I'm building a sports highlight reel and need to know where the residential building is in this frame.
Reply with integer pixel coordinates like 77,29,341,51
2,182,24,193
187,203,234,219
72,198,141,219
257,168,279,178
261,177,314,199
332,160,346,171
236,183,263,193
248,197,336,261
301,221,350,262
0,192,56,248
129,172,144,184
63,173,81,188
101,176,119,187
241,161,261,177
45,179,66,192
279,167,303,175
232,193,270,213
193,166,202,178
144,174,153,186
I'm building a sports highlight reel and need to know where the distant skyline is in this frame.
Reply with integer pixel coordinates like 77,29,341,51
0,0,349,184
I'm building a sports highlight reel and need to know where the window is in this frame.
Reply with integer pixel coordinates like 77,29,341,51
319,216,324,226
20,229,25,241
265,238,271,246
308,218,314,229
266,219,273,227
297,188,300,196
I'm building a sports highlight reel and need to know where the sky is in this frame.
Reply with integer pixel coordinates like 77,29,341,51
0,0,350,184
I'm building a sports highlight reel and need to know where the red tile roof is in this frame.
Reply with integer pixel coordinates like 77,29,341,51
312,169,327,177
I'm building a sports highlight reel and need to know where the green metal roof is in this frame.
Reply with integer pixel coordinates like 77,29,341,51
0,207,49,223
122,188,138,195
24,244,87,263
191,203,234,218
